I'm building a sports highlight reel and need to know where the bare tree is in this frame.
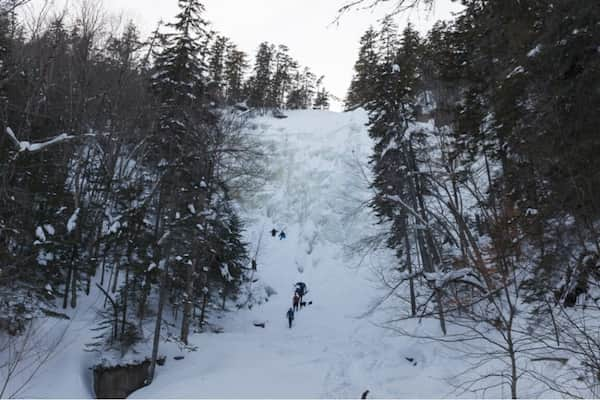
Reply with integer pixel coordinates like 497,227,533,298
337,0,434,20
523,297,600,398
0,318,69,398
0,0,33,17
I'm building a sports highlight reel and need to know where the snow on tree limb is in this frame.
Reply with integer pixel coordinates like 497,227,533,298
5,127,97,154
5,126,21,149
66,209,80,233
157,230,171,246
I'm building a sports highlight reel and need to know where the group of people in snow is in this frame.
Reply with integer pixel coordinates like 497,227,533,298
271,228,286,240
267,228,369,398
287,282,308,328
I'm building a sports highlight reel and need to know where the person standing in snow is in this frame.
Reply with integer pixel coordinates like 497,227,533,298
293,292,300,312
279,230,286,240
295,282,307,303
286,307,294,328
294,286,302,304
271,228,278,237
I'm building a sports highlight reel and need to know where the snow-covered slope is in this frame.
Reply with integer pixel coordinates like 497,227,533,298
129,109,456,398
18,109,459,398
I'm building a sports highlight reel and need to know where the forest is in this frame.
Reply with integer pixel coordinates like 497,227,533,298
0,0,330,395
344,0,600,397
1,0,600,398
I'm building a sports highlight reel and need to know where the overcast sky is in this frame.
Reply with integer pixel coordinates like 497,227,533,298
30,0,463,108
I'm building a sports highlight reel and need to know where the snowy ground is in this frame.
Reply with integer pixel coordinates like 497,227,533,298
16,110,486,398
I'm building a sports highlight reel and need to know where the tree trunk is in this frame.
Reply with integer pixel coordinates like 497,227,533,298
138,270,152,328
104,258,117,309
121,261,130,338
70,264,77,308
87,223,102,296
545,297,560,346
86,272,91,296
111,259,120,293
434,289,447,335
63,244,78,309
221,287,227,310
63,265,72,309
149,256,169,384
100,251,106,286
508,340,518,399
180,261,195,345
405,141,446,334
199,289,209,327
404,228,416,317
451,177,469,263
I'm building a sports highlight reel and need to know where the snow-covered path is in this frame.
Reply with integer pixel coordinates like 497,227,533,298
130,110,455,398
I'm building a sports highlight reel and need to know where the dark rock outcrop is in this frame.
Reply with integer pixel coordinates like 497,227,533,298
93,359,151,399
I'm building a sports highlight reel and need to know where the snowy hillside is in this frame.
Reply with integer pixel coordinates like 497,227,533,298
128,109,472,398
10,109,460,398
130,109,457,398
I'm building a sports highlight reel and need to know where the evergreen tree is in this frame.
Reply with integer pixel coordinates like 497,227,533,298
247,41,274,109
150,0,214,345
313,87,330,110
285,70,303,109
266,45,294,109
199,186,248,317
345,26,379,110
299,67,316,109
223,44,248,105
366,21,448,331
208,35,229,102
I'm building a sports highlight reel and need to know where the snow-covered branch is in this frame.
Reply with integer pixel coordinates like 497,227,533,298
5,127,97,154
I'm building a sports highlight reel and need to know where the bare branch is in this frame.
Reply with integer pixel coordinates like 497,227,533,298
0,0,33,17
336,0,434,21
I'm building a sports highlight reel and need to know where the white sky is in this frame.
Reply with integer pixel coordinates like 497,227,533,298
28,0,463,108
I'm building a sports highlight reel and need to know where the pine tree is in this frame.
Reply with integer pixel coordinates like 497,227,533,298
208,35,229,103
285,70,303,109
247,41,274,109
223,44,248,105
150,0,214,346
345,26,379,110
299,67,316,109
200,186,248,316
365,22,448,331
313,88,329,110
151,0,211,116
266,45,295,109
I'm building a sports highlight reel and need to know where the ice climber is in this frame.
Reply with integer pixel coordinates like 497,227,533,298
286,307,294,328
293,292,300,312
279,230,286,240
